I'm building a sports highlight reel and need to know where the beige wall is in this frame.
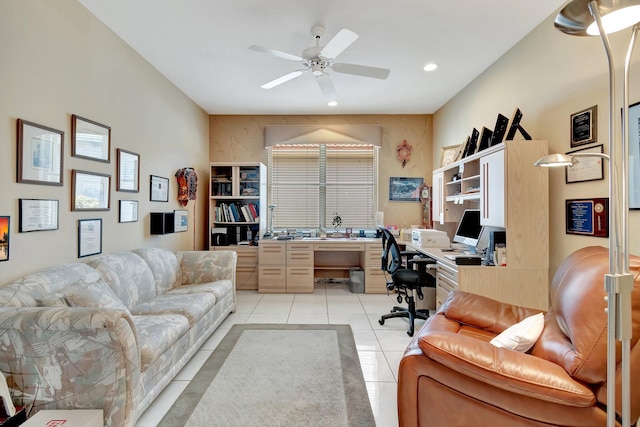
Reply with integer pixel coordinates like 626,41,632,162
0,0,210,282
433,8,640,276
209,115,433,230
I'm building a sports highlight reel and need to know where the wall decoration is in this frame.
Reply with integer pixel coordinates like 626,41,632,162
570,105,597,147
440,145,461,167
566,198,608,237
396,139,412,167
72,170,111,211
389,177,424,202
478,127,493,152
117,149,140,192
505,108,532,141
629,101,640,209
490,113,509,146
72,115,111,162
174,209,188,232
175,168,198,206
463,128,479,158
119,200,138,223
19,199,59,232
17,119,64,186
0,216,9,262
150,175,169,202
565,144,605,184
78,218,102,257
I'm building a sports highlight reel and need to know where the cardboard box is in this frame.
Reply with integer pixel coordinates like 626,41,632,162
22,410,102,427
411,229,450,248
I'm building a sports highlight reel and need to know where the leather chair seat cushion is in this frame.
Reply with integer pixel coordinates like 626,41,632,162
391,268,420,287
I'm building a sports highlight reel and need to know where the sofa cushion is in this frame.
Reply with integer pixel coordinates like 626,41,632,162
84,252,156,308
490,312,544,352
131,314,190,371
130,293,216,327
39,278,131,316
177,251,236,286
132,248,180,294
166,279,233,302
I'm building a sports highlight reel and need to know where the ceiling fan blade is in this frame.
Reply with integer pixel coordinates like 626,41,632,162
316,74,337,103
320,28,358,59
332,63,390,79
261,70,306,89
249,45,304,62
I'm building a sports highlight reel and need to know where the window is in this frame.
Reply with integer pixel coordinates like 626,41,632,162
268,144,378,230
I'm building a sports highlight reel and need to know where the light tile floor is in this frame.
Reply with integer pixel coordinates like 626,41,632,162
136,282,424,427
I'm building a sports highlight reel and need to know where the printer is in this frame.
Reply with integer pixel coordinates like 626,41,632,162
411,229,450,248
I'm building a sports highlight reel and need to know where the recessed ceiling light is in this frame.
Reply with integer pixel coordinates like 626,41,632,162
423,63,438,72
328,101,338,107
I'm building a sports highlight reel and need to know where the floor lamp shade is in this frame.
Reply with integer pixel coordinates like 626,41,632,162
555,0,640,36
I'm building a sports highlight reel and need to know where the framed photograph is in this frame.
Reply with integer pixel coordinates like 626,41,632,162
570,105,597,147
566,198,608,237
174,209,188,232
78,218,102,258
389,177,424,202
119,200,139,223
17,119,64,186
565,144,605,184
629,102,640,209
72,115,110,162
117,149,140,192
19,199,59,232
440,144,461,167
0,216,9,262
72,170,111,211
150,175,169,202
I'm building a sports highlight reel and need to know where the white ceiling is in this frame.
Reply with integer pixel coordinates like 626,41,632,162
78,0,566,115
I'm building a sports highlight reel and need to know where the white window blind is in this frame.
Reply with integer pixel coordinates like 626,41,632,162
268,144,378,229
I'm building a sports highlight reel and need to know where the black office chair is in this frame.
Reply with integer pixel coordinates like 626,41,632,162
378,227,436,336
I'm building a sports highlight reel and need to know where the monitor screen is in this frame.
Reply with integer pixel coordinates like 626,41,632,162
453,209,483,247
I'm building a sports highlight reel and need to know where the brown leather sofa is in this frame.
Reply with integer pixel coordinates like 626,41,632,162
397,246,640,426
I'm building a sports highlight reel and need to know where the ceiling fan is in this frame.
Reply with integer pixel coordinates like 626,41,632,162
249,25,390,105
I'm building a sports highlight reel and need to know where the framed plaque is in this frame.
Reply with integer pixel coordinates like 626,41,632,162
566,198,608,237
570,105,597,147
565,144,604,184
19,199,59,232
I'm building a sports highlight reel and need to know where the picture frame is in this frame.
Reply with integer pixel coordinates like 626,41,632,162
19,199,59,232
570,105,597,147
0,216,9,262
628,101,640,209
150,175,169,202
440,144,461,167
566,198,608,237
565,144,605,184
72,170,111,211
174,209,188,232
17,119,64,186
78,218,102,258
72,115,111,162
119,200,139,223
117,149,140,192
389,177,424,202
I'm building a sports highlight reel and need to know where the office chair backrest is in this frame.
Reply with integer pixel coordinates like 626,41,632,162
380,227,402,274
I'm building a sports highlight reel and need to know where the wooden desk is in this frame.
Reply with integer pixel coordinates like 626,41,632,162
258,238,388,294
407,244,549,311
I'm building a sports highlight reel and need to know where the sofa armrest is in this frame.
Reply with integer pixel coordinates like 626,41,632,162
442,290,544,334
418,331,595,406
176,250,237,286
0,307,140,427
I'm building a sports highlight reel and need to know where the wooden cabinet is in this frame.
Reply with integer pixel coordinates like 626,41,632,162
361,242,387,294
258,241,286,293
214,246,258,290
286,242,314,293
209,162,266,246
430,139,550,310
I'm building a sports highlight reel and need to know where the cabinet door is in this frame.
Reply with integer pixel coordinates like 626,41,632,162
480,150,506,227
432,171,445,224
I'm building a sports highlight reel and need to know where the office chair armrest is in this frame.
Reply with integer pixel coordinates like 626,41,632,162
407,257,437,269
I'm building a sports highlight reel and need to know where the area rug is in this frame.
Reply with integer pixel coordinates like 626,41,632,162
160,324,376,427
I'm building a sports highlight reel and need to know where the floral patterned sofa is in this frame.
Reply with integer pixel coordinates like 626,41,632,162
0,247,237,427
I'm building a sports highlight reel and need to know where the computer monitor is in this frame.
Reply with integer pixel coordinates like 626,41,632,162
452,209,483,253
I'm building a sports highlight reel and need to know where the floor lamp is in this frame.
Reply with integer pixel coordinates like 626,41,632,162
537,1,640,426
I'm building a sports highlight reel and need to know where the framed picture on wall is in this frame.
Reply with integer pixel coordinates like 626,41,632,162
17,119,64,186
78,218,102,258
150,175,169,202
72,115,111,162
0,216,9,262
19,199,59,232
72,170,111,211
565,144,605,184
629,101,640,209
119,200,139,223
570,105,597,147
117,149,140,192
389,177,424,202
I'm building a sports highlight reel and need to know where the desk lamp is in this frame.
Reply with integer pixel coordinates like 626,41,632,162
539,1,640,425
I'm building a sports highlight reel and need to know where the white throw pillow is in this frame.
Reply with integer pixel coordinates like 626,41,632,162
489,312,545,352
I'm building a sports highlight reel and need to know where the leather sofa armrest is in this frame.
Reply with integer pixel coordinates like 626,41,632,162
442,290,544,334
418,331,595,406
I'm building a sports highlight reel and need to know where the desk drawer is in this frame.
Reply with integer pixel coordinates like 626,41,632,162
258,266,286,292
286,267,314,293
287,250,313,267
236,265,258,290
233,246,258,266
287,242,313,251
314,243,365,251
364,249,382,267
259,242,286,265
365,269,388,294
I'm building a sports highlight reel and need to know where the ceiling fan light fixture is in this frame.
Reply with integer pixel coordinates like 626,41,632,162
423,63,438,71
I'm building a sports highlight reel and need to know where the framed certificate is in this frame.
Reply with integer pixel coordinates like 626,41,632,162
78,218,102,258
17,119,64,186
19,199,59,232
565,144,604,184
150,175,169,202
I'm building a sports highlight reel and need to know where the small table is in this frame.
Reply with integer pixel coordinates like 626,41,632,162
22,410,102,427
